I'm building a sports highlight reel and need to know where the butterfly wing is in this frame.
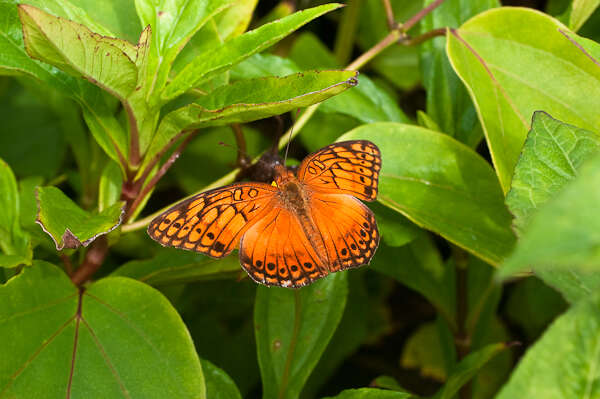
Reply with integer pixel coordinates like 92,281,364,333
148,183,277,258
297,140,381,202
238,206,329,288
310,192,379,272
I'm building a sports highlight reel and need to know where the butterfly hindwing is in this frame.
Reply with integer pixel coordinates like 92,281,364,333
239,207,329,288
310,193,379,272
148,183,277,258
297,140,381,202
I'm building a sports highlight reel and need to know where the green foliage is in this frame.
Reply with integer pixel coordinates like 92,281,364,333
2,0,600,397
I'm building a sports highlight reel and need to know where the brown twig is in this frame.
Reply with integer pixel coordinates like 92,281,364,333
231,123,251,169
124,130,199,222
402,0,447,33
402,28,446,46
381,0,396,30
70,235,108,285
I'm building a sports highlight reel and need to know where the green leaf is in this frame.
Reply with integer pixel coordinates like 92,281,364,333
0,261,206,398
506,111,600,235
35,186,124,250
420,0,498,147
324,389,413,399
496,291,600,399
447,7,600,192
254,273,348,399
112,249,240,286
98,160,123,212
499,153,600,278
19,4,138,100
140,70,357,176
201,359,242,399
570,0,600,31
73,0,140,42
135,0,235,96
535,267,600,303
340,122,516,265
213,0,257,40
163,3,343,101
373,235,456,327
372,202,420,248
401,321,448,381
0,159,31,267
287,32,410,124
432,343,509,399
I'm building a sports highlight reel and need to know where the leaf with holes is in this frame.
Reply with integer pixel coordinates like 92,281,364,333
447,7,600,192
35,186,124,250
0,261,206,398
254,273,347,399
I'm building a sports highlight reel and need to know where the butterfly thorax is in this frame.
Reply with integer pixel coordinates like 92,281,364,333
274,164,310,216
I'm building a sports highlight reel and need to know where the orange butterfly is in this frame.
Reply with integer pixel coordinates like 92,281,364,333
148,140,381,288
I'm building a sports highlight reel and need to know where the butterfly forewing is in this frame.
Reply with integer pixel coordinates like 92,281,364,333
148,183,277,258
297,140,381,202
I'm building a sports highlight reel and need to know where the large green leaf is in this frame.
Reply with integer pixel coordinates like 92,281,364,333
135,0,234,97
163,3,342,101
201,359,242,399
35,186,124,250
496,291,600,399
19,4,138,100
499,153,600,278
140,70,357,177
254,273,348,399
419,0,498,147
506,111,600,235
0,159,31,267
340,122,515,265
74,0,140,42
112,249,240,285
447,7,600,192
0,261,206,398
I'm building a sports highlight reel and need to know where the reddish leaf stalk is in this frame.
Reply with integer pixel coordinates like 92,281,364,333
71,235,108,285
381,0,396,30
402,0,447,33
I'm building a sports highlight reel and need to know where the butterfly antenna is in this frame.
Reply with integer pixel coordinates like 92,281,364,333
283,108,301,166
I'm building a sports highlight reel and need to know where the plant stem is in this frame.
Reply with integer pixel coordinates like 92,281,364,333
70,235,108,285
60,253,73,276
402,0,447,33
381,0,396,30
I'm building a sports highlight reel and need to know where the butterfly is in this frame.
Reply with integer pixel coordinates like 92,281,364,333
148,140,381,288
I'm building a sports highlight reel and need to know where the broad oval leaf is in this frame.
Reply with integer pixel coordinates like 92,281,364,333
254,273,348,399
506,111,600,235
139,70,357,177
340,122,516,265
0,158,31,267
495,292,600,399
163,3,343,101
19,4,138,100
447,7,600,192
112,249,241,286
35,186,124,250
0,261,206,398
202,359,242,399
